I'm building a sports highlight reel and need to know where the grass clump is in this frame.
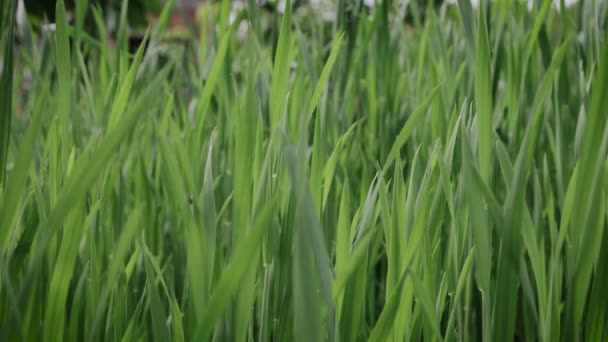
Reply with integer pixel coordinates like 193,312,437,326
1,0,607,341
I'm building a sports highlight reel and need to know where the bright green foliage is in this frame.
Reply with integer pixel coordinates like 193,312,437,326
1,1,607,341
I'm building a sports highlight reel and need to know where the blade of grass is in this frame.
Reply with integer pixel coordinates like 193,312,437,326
269,0,292,128
89,206,144,341
0,80,48,250
55,0,71,126
383,84,442,173
0,0,16,185
475,0,493,184
196,198,276,341
569,39,608,337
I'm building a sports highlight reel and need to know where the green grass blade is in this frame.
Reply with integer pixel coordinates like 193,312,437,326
569,38,608,337
0,81,48,250
461,125,492,342
195,28,232,135
269,0,292,128
196,198,275,341
383,84,442,172
143,247,172,342
445,247,475,340
108,31,149,128
456,0,476,52
0,0,16,185
55,0,72,125
89,206,144,340
305,33,344,123
474,0,493,183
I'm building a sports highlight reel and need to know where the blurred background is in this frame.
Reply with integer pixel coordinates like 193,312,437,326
15,0,448,51
17,0,581,34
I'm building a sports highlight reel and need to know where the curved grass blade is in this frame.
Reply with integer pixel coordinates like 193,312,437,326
383,84,442,173
0,81,48,250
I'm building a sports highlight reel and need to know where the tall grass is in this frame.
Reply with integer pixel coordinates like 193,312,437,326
1,0,607,340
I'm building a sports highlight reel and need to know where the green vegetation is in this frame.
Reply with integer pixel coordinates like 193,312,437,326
1,0,607,340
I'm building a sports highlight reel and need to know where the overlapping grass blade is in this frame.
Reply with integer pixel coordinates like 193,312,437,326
569,38,608,337
269,0,292,128
0,0,16,185
196,198,275,341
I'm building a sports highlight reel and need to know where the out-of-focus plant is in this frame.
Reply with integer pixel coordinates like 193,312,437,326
23,0,162,30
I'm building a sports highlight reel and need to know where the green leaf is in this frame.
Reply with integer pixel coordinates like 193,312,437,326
142,246,172,342
108,30,149,128
89,206,144,341
569,38,608,336
0,0,16,185
269,0,292,128
55,0,71,125
383,84,442,173
456,0,476,52
0,81,48,250
196,27,232,134
445,248,475,340
474,0,493,183
285,140,334,342
196,198,276,341
368,265,414,342
306,33,344,123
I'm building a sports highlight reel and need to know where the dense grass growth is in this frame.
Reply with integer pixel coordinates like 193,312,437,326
1,0,607,340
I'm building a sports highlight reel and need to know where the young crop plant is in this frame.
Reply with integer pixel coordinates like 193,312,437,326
0,0,607,341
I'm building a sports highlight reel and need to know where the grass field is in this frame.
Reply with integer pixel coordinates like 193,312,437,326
1,0,607,340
